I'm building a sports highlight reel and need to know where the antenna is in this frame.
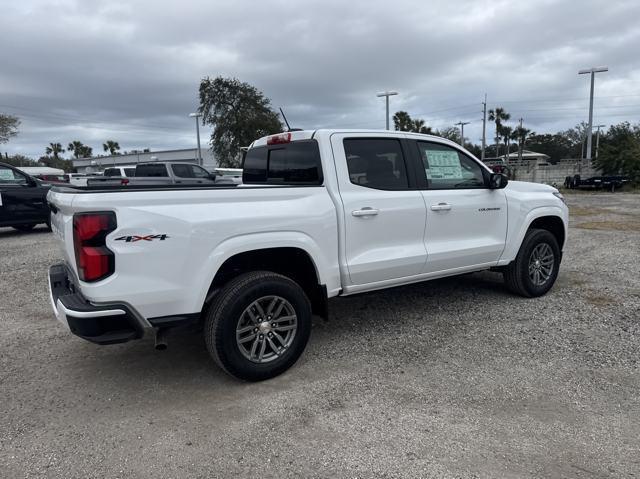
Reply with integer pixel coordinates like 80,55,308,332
279,107,292,131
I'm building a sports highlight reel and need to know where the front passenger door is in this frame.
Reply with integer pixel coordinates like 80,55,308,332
415,141,508,273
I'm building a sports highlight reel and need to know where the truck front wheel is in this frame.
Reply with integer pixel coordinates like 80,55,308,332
503,228,561,297
204,271,312,381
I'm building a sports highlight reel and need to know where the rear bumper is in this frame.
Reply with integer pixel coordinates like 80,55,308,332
48,263,145,345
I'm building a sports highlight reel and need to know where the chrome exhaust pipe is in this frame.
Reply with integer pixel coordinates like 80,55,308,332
154,328,168,350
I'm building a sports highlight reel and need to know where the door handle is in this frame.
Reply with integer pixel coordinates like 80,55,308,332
430,203,452,211
352,207,379,217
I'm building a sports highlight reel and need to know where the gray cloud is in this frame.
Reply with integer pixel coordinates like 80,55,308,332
1,0,639,158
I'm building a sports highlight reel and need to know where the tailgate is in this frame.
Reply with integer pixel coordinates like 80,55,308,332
47,189,77,273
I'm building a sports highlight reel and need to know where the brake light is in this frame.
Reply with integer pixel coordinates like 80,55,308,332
73,212,116,282
267,132,291,145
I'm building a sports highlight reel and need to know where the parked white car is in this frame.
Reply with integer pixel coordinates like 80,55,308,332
47,129,568,381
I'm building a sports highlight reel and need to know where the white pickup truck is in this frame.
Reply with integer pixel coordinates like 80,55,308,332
47,130,568,381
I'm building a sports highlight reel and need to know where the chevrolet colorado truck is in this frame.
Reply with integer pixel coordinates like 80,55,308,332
47,130,568,381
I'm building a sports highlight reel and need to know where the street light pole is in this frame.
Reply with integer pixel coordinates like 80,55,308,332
578,66,608,160
376,91,398,130
189,112,203,166
455,121,470,146
481,94,487,162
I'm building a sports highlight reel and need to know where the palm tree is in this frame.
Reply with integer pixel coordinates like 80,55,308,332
488,107,511,157
412,119,432,134
102,140,120,156
68,140,87,159
511,126,532,162
501,126,513,161
45,142,65,160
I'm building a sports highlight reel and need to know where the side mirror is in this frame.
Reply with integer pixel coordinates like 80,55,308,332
489,173,508,189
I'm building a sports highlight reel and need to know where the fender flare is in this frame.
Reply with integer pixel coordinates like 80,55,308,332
194,231,333,309
498,206,567,265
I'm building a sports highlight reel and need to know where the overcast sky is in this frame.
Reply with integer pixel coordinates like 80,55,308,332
1,0,640,158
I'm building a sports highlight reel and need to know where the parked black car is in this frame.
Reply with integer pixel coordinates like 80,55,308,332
0,162,52,231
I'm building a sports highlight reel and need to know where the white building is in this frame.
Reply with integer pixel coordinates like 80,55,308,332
500,150,551,166
72,148,217,173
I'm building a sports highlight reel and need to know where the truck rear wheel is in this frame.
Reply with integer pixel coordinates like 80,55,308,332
503,228,561,297
204,271,312,381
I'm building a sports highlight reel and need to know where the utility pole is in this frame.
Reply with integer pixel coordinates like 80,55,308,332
578,66,608,161
189,112,203,166
594,124,606,160
518,117,524,163
376,91,398,130
455,121,470,146
481,94,487,162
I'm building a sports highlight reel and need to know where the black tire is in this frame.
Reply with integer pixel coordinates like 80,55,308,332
503,228,561,297
12,224,37,232
204,271,312,381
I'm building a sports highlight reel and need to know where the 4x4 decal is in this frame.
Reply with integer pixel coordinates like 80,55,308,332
115,234,169,243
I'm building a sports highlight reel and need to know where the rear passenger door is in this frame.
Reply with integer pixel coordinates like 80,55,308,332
171,164,214,184
413,140,508,273
331,134,427,285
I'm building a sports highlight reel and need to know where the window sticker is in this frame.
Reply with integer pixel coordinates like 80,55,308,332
425,150,462,180
0,169,15,180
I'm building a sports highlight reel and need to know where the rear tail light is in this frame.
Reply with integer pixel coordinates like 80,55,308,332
121,178,130,186
267,132,291,145
73,212,116,282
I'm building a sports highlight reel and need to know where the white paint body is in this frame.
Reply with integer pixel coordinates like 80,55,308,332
47,130,568,321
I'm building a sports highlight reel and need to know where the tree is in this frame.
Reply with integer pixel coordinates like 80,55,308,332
434,126,461,144
526,133,574,163
393,111,433,134
102,140,120,155
199,76,283,167
511,126,532,161
594,122,640,184
68,140,92,159
393,111,413,132
488,107,510,157
45,142,65,160
500,125,513,159
1,154,34,167
0,114,20,144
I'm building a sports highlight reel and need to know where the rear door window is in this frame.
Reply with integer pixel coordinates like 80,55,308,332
103,168,120,177
243,140,323,185
343,138,409,190
136,164,168,177
124,168,136,177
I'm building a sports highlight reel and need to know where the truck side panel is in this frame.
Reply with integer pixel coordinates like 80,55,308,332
50,186,340,320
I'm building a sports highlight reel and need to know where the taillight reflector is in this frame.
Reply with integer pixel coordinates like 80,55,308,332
267,132,291,145
73,212,116,282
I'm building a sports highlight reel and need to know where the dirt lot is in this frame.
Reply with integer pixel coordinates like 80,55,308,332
1,193,639,478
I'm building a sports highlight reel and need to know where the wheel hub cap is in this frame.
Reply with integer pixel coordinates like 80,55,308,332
528,243,555,286
236,295,298,364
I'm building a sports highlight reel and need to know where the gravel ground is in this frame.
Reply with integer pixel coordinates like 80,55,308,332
1,192,639,478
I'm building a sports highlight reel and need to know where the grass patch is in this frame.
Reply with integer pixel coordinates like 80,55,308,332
569,206,602,216
574,220,640,232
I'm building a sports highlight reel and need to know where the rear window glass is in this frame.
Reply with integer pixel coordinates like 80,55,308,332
243,140,323,185
136,164,168,177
